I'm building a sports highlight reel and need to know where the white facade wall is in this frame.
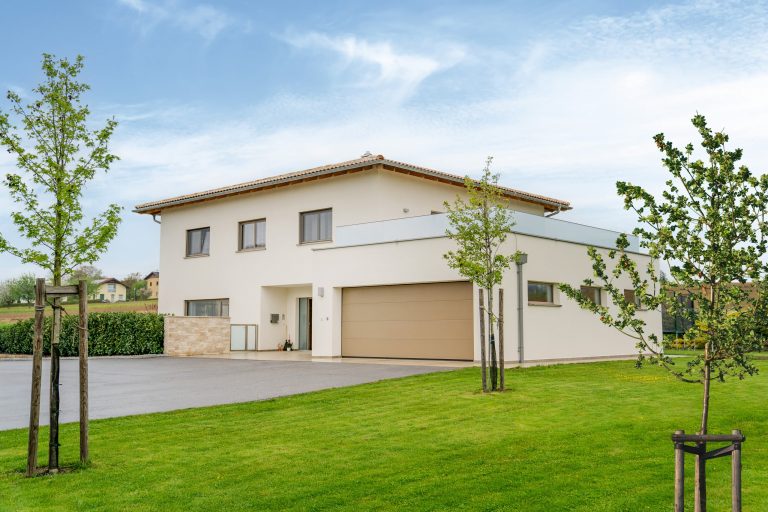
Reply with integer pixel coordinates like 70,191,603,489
155,167,661,362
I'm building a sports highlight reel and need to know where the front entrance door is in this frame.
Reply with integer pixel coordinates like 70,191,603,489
298,297,312,350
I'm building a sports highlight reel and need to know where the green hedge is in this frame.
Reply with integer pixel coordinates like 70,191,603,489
0,312,164,356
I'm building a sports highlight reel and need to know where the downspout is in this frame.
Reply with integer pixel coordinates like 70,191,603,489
152,214,161,224
516,253,528,364
545,206,562,218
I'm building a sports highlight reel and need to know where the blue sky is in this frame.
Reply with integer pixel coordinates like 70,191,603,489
1,0,767,280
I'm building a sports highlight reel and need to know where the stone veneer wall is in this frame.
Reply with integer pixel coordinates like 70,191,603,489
164,316,230,356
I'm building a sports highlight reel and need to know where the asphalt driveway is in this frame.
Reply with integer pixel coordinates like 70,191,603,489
0,356,450,431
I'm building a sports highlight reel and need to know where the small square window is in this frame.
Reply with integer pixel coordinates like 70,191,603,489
300,208,332,243
580,286,602,305
186,227,210,257
624,289,644,309
239,219,266,250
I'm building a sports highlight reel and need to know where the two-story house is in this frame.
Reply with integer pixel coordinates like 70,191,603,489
93,278,127,303
144,271,160,299
134,154,661,361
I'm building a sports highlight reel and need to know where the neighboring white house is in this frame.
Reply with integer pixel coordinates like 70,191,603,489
93,278,127,303
134,154,661,361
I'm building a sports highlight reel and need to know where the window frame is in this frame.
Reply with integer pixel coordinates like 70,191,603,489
238,218,266,251
185,298,230,317
299,208,333,244
623,289,646,310
527,281,558,306
186,227,211,257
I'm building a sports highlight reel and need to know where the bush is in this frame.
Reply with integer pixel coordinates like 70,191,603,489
0,312,164,356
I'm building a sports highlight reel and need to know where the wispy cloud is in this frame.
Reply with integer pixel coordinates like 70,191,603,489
117,0,246,41
284,32,465,101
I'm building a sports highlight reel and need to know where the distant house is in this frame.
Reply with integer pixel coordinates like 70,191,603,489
93,278,127,303
144,271,159,299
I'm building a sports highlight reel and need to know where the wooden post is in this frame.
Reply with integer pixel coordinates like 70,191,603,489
695,441,707,512
498,289,505,391
25,278,46,477
49,296,61,472
674,430,685,512
478,288,487,392
732,430,742,512
78,281,89,464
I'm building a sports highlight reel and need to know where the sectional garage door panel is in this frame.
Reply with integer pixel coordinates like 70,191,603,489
341,282,473,360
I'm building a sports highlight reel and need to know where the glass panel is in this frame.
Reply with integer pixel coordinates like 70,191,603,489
319,210,332,241
241,222,256,249
298,298,309,350
246,325,257,350
200,228,210,254
221,299,229,317
580,286,601,305
188,230,200,254
230,325,246,351
302,213,319,242
528,282,553,303
255,220,266,247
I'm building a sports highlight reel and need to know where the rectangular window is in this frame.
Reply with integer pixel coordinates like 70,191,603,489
186,227,210,256
624,289,643,309
580,286,602,305
528,282,554,303
300,208,332,243
239,219,266,250
185,299,229,317
107,283,116,292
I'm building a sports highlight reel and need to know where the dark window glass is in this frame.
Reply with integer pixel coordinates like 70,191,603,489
185,299,229,317
528,282,554,303
580,286,602,305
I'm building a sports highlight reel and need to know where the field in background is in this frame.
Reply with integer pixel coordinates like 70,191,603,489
0,300,158,324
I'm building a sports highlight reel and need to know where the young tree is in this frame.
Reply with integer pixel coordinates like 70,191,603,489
444,157,520,392
0,54,121,470
559,114,767,509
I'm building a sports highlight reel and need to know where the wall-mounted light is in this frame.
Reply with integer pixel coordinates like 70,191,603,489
317,287,325,297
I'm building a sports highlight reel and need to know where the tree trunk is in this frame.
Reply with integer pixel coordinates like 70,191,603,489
478,288,488,392
487,286,498,391
695,358,712,512
499,288,505,392
49,295,61,472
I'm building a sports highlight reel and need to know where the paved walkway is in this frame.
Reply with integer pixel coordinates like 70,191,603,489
0,356,453,431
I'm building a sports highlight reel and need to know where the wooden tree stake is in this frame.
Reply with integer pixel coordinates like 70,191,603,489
478,288,487,392
499,288,505,391
25,278,46,477
78,280,89,463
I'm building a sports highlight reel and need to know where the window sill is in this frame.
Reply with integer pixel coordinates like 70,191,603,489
297,240,332,246
237,247,266,253
184,254,210,259
528,302,562,307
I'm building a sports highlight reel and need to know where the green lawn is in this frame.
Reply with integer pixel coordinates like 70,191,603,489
1,360,766,511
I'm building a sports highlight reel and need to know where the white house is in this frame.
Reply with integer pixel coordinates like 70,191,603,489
134,154,661,361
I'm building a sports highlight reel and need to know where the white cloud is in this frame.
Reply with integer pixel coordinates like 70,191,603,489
284,32,465,101
117,0,243,41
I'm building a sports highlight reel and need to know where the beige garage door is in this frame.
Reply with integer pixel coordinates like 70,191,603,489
342,281,473,360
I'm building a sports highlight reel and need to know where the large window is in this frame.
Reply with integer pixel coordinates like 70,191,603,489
528,282,555,303
239,219,266,250
580,286,602,305
185,299,229,317
186,227,210,257
300,208,332,243
107,283,116,292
